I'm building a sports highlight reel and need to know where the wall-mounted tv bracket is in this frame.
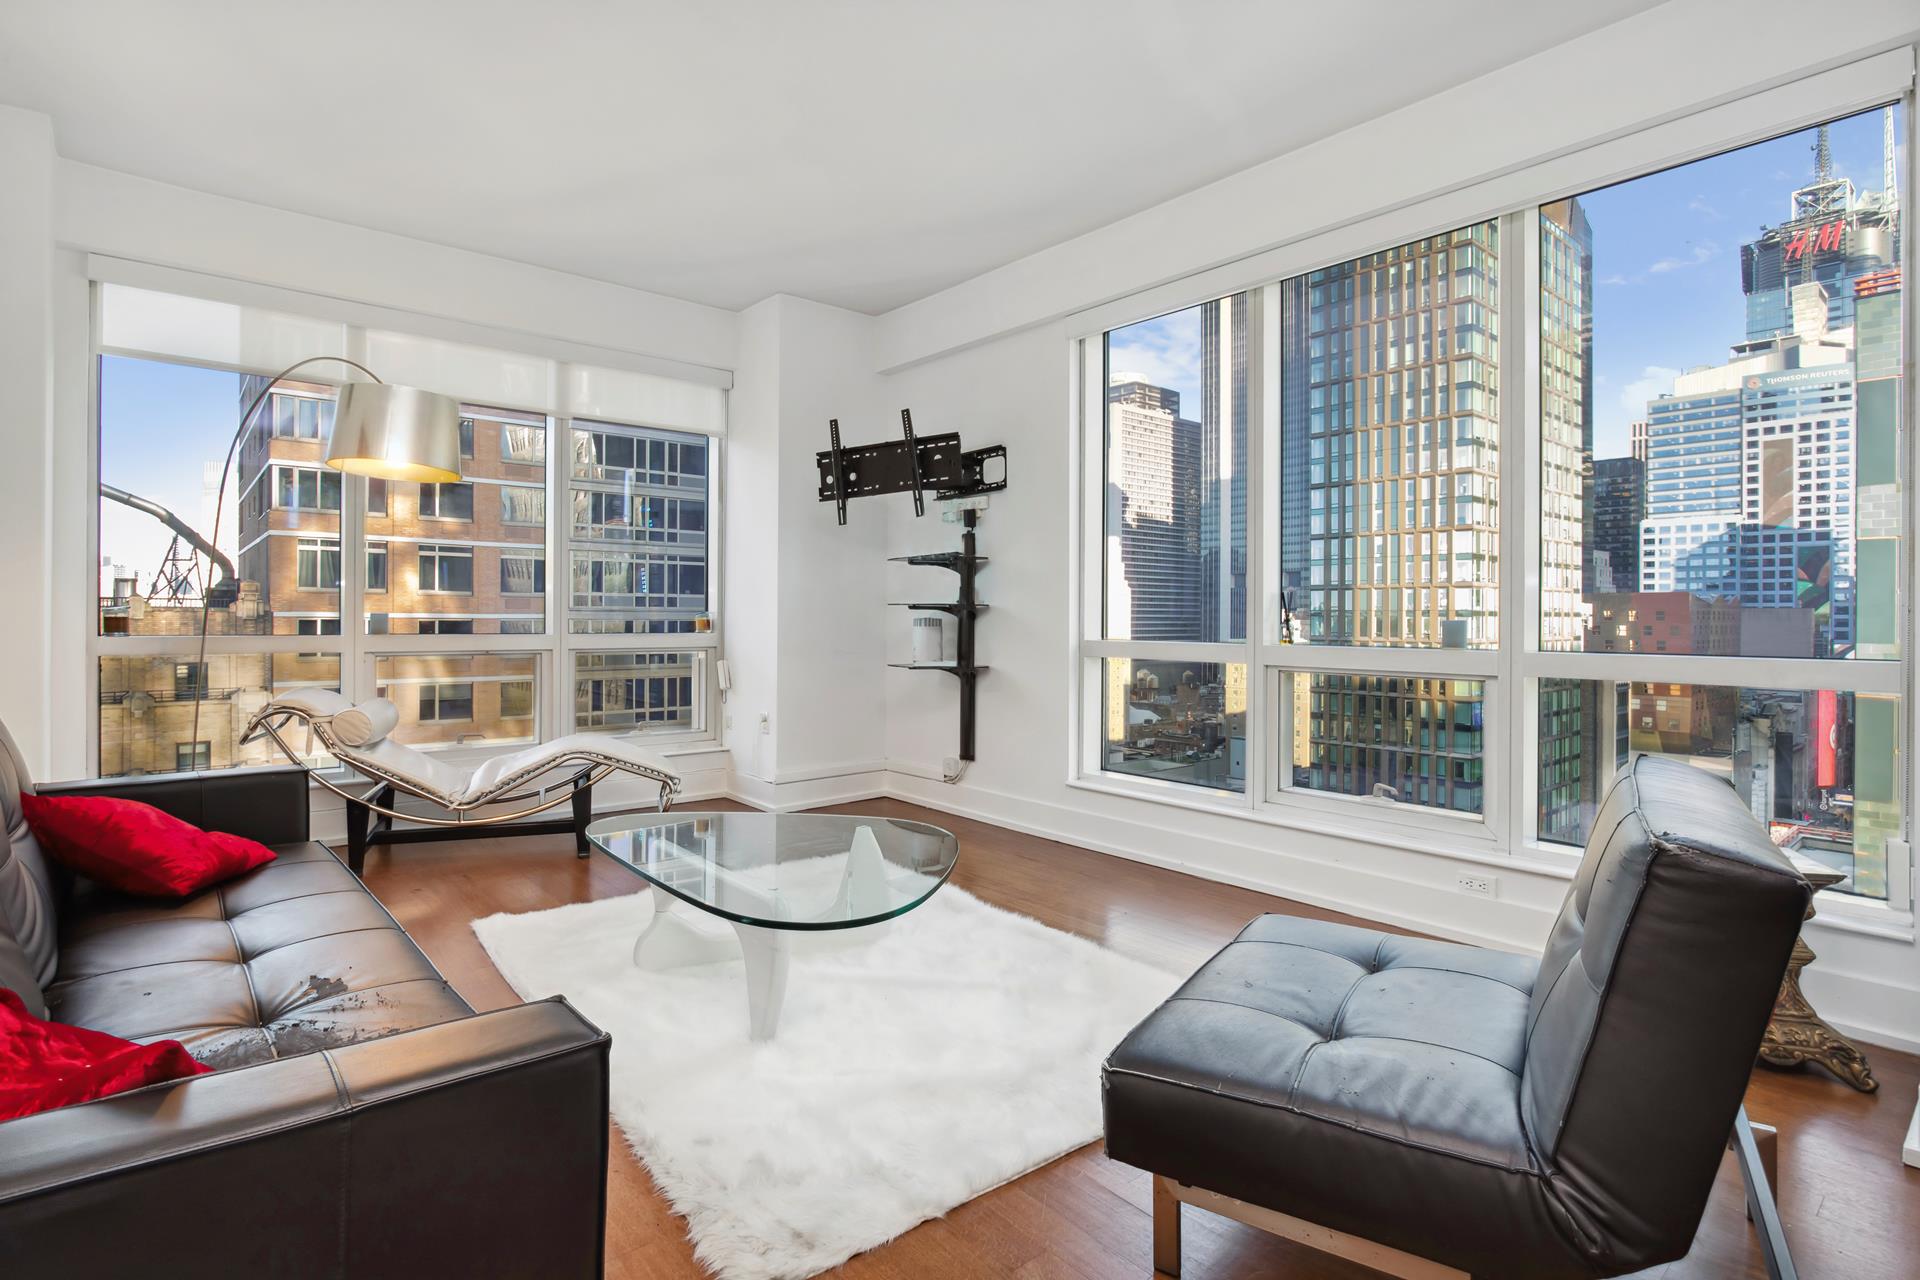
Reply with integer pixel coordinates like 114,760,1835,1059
816,409,1008,525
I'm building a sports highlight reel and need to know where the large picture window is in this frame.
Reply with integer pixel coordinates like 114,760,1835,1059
1078,101,1907,904
90,284,726,774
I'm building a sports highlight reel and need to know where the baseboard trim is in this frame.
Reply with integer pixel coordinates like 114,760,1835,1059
878,773,1545,955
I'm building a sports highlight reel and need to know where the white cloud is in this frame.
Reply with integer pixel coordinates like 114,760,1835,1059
1687,196,1724,221
1647,243,1718,274
1598,272,1629,287
1621,365,1681,419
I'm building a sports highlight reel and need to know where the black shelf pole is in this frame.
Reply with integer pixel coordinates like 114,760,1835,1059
957,507,978,761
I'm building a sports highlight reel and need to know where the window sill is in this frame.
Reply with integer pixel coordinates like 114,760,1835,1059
1066,773,1579,881
1804,894,1915,944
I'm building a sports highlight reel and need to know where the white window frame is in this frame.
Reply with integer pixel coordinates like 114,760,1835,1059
1069,60,1918,918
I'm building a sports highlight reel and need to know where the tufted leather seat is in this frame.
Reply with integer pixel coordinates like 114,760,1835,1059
1105,755,1812,1278
45,840,470,1070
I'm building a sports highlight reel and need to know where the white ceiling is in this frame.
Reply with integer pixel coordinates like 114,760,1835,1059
1,1,1662,314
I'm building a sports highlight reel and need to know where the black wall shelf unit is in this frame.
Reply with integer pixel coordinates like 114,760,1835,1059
885,510,985,761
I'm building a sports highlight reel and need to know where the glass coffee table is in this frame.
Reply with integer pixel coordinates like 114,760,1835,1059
586,812,960,1040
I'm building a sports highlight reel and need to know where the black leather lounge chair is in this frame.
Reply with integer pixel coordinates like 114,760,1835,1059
1103,753,1810,1279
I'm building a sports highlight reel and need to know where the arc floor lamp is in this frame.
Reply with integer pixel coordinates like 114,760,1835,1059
188,357,464,756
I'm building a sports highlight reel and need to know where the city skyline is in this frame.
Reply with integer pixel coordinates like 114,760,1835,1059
1106,106,1904,467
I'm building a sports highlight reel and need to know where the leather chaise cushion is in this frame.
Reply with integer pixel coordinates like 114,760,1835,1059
1103,914,1597,1279
43,840,472,1070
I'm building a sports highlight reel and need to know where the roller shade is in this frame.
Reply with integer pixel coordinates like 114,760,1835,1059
91,266,729,437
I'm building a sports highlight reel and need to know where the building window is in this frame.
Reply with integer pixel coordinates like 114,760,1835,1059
296,537,341,591
500,553,545,596
417,618,475,635
500,679,534,720
274,465,342,512
367,478,387,516
418,543,474,594
458,418,476,457
295,617,342,636
366,541,388,592
418,682,474,722
175,741,211,771
501,486,546,526
173,662,207,700
418,482,474,521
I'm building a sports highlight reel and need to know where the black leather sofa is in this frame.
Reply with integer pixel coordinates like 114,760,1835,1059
0,726,611,1277
1105,753,1810,1279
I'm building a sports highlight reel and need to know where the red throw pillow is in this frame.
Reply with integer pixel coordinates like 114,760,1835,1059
0,987,210,1122
21,793,276,897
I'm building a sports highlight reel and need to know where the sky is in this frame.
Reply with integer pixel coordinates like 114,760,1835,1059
1106,105,1905,462
98,355,247,593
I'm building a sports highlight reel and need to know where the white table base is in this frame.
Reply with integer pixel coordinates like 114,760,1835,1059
627,825,895,1042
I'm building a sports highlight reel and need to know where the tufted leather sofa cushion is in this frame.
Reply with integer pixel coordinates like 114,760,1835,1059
42,840,471,1070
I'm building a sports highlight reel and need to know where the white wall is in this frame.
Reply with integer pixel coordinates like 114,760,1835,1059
722,296,889,809
0,107,56,770
877,0,1920,370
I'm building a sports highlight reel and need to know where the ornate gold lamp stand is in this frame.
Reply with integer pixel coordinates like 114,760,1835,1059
1758,859,1877,1092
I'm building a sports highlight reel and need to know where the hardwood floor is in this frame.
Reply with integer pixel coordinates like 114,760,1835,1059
358,797,1920,1279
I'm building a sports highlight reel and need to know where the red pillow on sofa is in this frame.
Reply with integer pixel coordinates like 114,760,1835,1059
21,793,276,897
1,987,210,1122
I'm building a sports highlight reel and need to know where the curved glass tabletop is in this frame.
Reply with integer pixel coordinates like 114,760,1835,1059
586,811,959,931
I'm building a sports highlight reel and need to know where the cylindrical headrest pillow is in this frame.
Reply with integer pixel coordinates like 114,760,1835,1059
331,698,400,748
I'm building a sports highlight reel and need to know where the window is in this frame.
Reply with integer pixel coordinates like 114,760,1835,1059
573,651,703,734
1100,659,1245,792
375,653,538,748
1102,298,1247,643
418,682,474,722
500,679,534,720
501,486,545,526
296,537,341,591
363,407,547,636
1074,102,1907,907
500,553,545,595
569,422,710,634
98,653,340,775
418,482,474,521
274,465,342,511
1531,104,1904,898
418,544,474,594
89,287,721,777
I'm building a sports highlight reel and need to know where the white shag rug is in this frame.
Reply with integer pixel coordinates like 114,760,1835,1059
472,884,1180,1280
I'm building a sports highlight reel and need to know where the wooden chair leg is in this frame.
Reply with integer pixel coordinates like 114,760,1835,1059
1152,1175,1181,1278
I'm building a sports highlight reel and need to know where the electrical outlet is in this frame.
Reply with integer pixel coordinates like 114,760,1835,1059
1455,872,1497,899
758,712,770,735
723,713,733,730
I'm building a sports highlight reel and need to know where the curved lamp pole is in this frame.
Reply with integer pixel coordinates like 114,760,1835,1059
189,357,462,760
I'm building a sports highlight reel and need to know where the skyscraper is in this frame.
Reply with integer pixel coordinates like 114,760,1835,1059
1106,379,1201,641
1591,456,1644,592
1279,222,1504,812
1539,199,1602,841
1740,116,1901,342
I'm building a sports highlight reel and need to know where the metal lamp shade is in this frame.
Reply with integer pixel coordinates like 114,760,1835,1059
324,382,465,483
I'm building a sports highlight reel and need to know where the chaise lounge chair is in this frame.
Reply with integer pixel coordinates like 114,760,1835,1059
244,689,680,873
